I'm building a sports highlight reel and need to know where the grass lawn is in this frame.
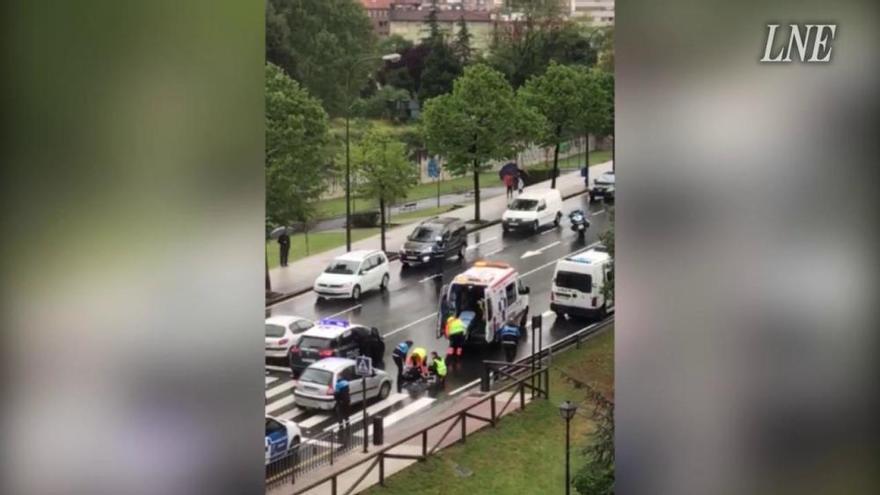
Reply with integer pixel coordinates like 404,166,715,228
362,327,614,495
266,228,379,269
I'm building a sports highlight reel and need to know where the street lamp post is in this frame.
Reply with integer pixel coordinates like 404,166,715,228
343,52,401,252
559,400,578,495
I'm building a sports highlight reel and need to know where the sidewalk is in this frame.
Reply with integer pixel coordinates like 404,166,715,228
267,162,612,300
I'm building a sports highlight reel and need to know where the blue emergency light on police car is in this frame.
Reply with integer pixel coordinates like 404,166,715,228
318,318,349,328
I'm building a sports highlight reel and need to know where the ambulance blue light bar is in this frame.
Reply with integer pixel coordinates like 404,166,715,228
318,318,350,328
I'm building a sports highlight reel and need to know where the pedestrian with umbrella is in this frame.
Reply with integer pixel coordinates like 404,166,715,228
270,226,292,267
499,162,519,200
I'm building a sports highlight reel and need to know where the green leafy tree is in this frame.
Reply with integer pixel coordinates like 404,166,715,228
572,383,615,495
594,69,615,165
422,64,540,222
419,41,463,101
453,16,473,65
576,67,612,185
352,129,418,251
266,0,376,115
423,0,443,44
519,62,585,188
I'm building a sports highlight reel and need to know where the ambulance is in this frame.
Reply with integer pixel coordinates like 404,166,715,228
550,248,614,320
437,261,531,344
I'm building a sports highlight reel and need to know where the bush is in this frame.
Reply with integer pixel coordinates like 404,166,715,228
350,211,380,228
522,167,558,185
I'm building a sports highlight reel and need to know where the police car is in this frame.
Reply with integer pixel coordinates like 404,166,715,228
288,318,385,374
265,415,302,465
550,247,614,320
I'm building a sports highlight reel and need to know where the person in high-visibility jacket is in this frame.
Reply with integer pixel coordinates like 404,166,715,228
406,346,429,376
445,315,466,358
429,351,447,386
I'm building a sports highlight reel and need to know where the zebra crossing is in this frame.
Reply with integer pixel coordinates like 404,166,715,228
265,369,436,434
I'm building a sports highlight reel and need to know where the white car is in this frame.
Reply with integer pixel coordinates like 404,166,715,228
502,189,564,233
265,316,314,359
293,357,393,411
265,415,302,465
313,250,390,300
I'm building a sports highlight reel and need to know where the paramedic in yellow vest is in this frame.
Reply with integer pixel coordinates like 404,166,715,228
445,315,466,358
429,351,447,386
407,346,429,376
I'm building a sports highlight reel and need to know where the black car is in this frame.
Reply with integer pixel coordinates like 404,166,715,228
289,321,385,374
399,217,467,268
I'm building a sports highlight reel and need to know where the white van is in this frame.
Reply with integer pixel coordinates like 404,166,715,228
550,248,614,320
437,261,531,344
501,189,564,234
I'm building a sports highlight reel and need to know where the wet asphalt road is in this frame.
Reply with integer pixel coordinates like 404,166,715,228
265,193,610,434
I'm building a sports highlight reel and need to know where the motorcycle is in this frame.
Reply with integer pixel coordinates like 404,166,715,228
400,367,440,398
569,209,590,239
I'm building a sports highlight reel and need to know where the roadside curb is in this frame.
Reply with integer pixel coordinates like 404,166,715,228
265,187,591,308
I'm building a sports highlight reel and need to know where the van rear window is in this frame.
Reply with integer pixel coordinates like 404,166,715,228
555,271,592,293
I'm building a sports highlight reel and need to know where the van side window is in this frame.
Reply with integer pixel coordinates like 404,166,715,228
505,283,517,304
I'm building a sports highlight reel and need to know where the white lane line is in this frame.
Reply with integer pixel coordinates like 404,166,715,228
265,376,278,385
483,247,504,257
266,365,290,373
542,310,554,318
266,380,295,400
540,229,556,236
384,313,438,338
449,379,480,396
521,241,601,278
299,413,332,429
327,304,362,318
266,394,297,414
521,240,560,259
322,393,409,432
382,397,436,428
419,274,441,284
466,236,498,250
593,209,606,215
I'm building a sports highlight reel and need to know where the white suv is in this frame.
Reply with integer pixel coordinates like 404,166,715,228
313,250,390,300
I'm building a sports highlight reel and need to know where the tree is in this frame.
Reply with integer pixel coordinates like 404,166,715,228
594,69,615,166
266,0,376,115
572,383,615,495
352,129,418,251
453,16,473,65
575,67,611,186
423,0,443,44
266,63,331,228
419,41,463,101
422,64,540,222
519,62,585,188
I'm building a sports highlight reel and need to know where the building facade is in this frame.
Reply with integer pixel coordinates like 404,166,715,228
388,9,494,51
569,0,615,25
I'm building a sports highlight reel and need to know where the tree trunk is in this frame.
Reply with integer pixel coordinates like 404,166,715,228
584,133,591,188
551,126,562,189
304,227,310,255
265,250,271,292
379,196,386,252
611,134,615,171
473,160,481,222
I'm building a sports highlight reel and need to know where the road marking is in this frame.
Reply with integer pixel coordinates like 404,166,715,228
466,236,497,250
521,241,560,259
593,209,606,215
266,365,291,373
540,229,556,236
382,397,436,428
299,412,332,429
484,247,504,257
277,406,307,421
418,274,441,284
449,379,480,396
265,376,278,386
384,313,438,338
266,394,297,414
266,380,295,400
521,241,601,278
327,304,362,318
322,393,409,432
542,310,554,318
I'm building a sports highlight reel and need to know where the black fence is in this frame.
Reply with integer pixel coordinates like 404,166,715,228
266,423,365,489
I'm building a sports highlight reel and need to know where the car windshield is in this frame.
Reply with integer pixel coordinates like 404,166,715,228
298,336,332,350
299,368,333,386
324,260,359,274
555,271,592,293
509,199,539,211
265,324,286,338
409,227,440,242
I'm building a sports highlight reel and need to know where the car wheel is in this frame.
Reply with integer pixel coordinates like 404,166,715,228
351,285,361,300
380,273,390,291
554,212,562,227
533,220,540,233
458,245,466,260
401,262,409,269
378,381,391,400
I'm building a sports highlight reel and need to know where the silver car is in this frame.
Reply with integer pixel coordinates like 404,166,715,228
293,357,392,411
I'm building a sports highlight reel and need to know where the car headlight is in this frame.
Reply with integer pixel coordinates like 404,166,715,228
422,247,434,254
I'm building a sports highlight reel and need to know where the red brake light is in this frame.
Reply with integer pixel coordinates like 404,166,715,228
290,346,300,355
278,338,289,346
325,385,334,396
319,349,334,358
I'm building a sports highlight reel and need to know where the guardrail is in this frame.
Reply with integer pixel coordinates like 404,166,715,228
266,424,365,489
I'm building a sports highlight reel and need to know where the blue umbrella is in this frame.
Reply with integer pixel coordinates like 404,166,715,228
498,162,519,180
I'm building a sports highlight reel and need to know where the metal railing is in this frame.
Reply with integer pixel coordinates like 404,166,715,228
290,366,551,495
266,424,365,489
